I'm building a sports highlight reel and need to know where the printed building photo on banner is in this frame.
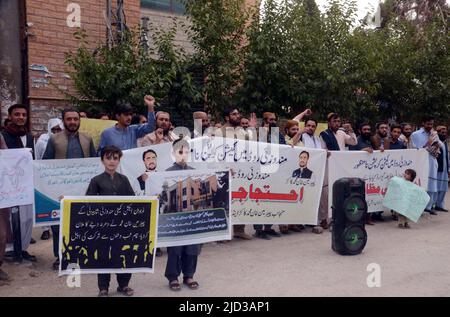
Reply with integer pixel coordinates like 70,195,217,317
146,169,231,247
190,137,327,225
59,196,159,275
33,158,104,226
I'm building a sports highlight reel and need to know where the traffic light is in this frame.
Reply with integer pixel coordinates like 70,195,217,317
332,178,368,255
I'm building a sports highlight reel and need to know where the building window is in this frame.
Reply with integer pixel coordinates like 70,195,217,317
191,187,194,196
182,200,187,209
141,0,185,14
182,187,187,196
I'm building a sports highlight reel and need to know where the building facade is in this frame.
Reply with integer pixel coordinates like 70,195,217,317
0,0,258,135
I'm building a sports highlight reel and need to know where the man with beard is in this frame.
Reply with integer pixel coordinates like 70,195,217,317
220,108,257,141
192,111,211,138
368,122,391,221
389,124,406,150
300,116,329,231
134,149,158,196
412,116,441,215
301,117,322,150
350,123,374,153
252,112,284,239
350,122,376,224
98,95,156,151
139,111,177,146
435,126,449,212
320,113,357,228
132,149,164,256
43,108,97,270
320,113,357,151
220,108,256,240
399,123,415,149
284,120,304,147
371,122,391,151
240,117,250,130
261,112,286,145
1,104,36,262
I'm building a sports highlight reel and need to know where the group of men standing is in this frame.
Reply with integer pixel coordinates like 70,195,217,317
0,97,448,291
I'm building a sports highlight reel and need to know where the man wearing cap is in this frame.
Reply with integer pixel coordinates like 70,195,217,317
192,111,211,138
98,95,156,151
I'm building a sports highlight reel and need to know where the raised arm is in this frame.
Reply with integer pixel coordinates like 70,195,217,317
292,109,312,122
136,95,157,138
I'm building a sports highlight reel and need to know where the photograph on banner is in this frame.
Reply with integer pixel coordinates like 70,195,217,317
120,143,175,196
190,137,327,225
146,169,231,247
59,196,158,275
0,148,34,209
79,118,116,150
328,149,429,215
383,176,430,223
33,158,104,226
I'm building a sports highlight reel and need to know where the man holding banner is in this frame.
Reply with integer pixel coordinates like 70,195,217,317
42,108,97,270
1,104,36,262
0,134,12,281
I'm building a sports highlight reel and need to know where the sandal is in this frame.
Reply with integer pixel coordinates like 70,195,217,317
117,286,134,296
183,278,199,290
98,290,109,297
169,280,181,291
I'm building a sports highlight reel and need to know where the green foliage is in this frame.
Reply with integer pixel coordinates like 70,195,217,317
65,0,449,126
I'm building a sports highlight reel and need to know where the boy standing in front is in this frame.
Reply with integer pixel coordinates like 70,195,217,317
85,145,135,297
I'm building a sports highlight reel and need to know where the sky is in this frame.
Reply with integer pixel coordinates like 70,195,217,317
260,0,383,25
316,0,382,21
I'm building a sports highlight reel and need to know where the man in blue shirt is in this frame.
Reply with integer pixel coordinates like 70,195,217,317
98,95,156,152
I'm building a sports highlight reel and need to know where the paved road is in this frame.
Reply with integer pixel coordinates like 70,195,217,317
1,194,449,297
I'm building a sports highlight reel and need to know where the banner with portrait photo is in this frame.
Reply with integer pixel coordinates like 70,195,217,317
189,137,327,225
59,196,158,275
328,149,429,214
120,143,174,196
33,158,104,226
0,148,34,209
146,169,231,247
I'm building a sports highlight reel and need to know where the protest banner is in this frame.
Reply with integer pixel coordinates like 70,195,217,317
59,196,158,275
383,176,430,222
33,158,104,226
79,118,116,150
0,148,34,209
146,169,231,247
120,143,174,196
121,137,326,224
190,137,327,225
328,149,429,215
